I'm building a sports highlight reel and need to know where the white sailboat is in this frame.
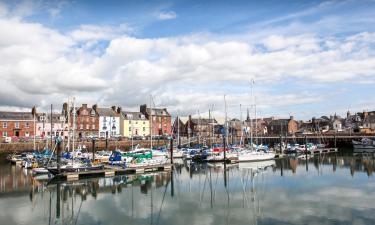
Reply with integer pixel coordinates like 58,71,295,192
238,79,275,162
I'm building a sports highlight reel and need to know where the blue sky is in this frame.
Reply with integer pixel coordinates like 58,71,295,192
0,0,374,119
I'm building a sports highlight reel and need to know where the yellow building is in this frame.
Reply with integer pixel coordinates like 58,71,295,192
121,112,150,138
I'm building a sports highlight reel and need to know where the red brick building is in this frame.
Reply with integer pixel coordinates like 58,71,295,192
65,103,99,138
140,104,172,136
0,111,35,139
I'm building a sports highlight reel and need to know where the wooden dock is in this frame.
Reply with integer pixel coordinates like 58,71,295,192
310,148,338,154
62,164,172,181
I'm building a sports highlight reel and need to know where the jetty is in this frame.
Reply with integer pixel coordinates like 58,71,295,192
56,164,172,181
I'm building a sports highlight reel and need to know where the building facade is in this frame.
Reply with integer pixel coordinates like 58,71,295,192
267,116,299,135
0,111,35,139
97,107,121,138
73,104,99,138
121,111,149,138
140,104,172,136
35,113,68,138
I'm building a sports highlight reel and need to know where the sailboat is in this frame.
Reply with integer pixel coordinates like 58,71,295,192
238,79,275,162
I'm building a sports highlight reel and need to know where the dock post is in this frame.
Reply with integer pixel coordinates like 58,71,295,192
170,138,173,164
334,134,337,148
171,170,174,198
305,135,308,154
56,135,62,175
56,182,61,219
92,138,95,162
279,135,282,153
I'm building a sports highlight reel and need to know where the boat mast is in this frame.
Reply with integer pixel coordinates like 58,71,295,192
250,79,254,150
211,105,214,147
177,113,180,147
50,104,53,149
208,109,211,148
33,106,36,150
240,104,243,146
198,110,201,146
131,114,134,150
224,95,228,149
45,112,48,149
255,96,257,145
150,95,153,150
72,97,76,152
67,98,70,152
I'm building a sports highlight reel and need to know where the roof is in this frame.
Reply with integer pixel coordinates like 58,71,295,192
191,118,217,125
268,119,290,126
147,108,170,116
0,111,33,120
178,116,189,124
37,113,64,123
122,111,147,120
96,108,118,117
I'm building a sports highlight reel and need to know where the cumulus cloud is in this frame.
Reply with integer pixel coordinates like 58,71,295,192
158,11,177,20
0,4,374,118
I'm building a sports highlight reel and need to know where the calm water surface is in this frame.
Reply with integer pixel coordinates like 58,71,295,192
0,150,375,225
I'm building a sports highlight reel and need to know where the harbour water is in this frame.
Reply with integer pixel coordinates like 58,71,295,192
1,150,374,225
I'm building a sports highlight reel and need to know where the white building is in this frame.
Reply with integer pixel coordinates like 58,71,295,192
97,108,121,138
36,113,68,138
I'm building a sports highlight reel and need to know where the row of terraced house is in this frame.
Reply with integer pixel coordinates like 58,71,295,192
0,103,172,141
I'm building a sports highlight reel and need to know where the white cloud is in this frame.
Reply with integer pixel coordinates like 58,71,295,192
0,7,374,118
158,11,177,20
69,23,134,42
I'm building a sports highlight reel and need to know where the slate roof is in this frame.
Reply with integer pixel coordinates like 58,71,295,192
146,108,170,116
121,111,147,120
0,111,33,120
96,108,118,117
36,113,64,123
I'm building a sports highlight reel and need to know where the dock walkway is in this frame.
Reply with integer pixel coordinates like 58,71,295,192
61,163,172,181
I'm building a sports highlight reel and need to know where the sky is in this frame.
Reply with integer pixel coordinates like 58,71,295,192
0,0,374,120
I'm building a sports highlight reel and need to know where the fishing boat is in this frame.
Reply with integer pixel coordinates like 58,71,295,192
353,138,375,151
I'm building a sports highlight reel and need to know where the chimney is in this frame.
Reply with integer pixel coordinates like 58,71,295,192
82,104,88,109
363,110,368,119
290,115,294,121
117,106,122,114
111,106,117,112
140,104,147,115
92,104,97,111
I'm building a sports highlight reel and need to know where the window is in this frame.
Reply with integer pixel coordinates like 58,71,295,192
129,127,132,131
2,131,7,137
25,122,30,128
129,121,132,124
86,117,89,122
80,124,83,130
135,121,138,124
86,124,89,130
143,127,145,132
15,122,19,129
25,131,29,137
92,124,95,129
3,122,7,128
92,117,95,122
143,122,145,125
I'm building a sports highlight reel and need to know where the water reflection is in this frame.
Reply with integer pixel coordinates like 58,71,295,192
0,152,375,225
